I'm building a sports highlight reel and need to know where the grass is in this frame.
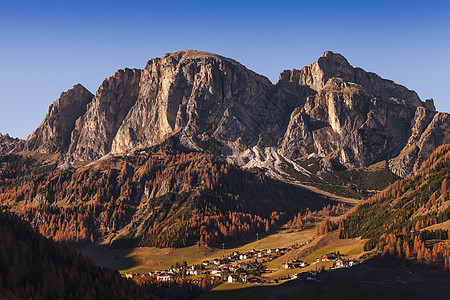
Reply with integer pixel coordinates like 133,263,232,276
265,232,366,270
281,157,399,199
80,210,365,274
261,261,334,280
80,226,320,273
423,219,450,232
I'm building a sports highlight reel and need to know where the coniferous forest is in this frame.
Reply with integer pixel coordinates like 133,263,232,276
0,138,336,249
340,144,450,269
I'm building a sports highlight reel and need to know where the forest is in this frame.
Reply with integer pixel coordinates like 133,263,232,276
339,144,450,269
0,137,336,248
0,209,208,300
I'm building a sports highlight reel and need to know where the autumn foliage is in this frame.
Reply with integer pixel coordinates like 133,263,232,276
340,144,450,269
0,139,335,248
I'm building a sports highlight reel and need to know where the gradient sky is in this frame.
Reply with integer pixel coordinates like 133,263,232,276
1,0,449,139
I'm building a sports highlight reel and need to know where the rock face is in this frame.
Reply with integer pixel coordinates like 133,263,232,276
0,133,23,155
25,84,94,154
68,69,141,160
389,111,450,177
1,50,449,177
279,51,423,107
110,51,284,157
277,52,448,174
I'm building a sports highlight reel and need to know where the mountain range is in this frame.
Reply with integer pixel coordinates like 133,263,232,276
1,50,450,300
1,50,449,180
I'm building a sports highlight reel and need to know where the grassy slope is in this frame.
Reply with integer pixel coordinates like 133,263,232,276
282,157,399,199
80,226,319,273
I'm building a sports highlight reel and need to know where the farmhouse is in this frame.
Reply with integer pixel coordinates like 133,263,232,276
335,258,349,268
320,253,337,261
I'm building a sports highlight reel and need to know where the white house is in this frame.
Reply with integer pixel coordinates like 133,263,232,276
228,275,238,283
211,270,223,276
187,269,203,275
349,260,360,267
157,273,175,282
239,254,248,260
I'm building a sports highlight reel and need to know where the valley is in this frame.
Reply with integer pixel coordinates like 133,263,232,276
1,49,449,299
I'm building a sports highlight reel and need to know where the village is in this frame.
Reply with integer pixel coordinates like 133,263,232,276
124,246,360,287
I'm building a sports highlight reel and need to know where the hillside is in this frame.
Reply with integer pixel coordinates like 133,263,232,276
0,136,338,248
340,144,450,268
0,210,159,299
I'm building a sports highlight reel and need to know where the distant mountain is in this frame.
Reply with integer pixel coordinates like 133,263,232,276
1,50,448,180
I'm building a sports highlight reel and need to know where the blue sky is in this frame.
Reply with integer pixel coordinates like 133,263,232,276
1,0,449,138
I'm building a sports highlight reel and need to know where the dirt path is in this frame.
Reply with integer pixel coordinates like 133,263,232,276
287,180,361,205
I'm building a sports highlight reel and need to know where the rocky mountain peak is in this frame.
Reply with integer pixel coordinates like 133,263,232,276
424,98,436,112
278,50,354,91
1,50,448,179
68,68,141,161
25,84,94,154
160,50,246,68
0,132,23,155
110,50,276,158
279,50,424,108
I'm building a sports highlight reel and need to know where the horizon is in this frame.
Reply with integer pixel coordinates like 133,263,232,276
1,0,449,139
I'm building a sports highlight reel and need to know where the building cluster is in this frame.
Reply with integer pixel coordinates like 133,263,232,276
123,249,361,286
123,248,290,284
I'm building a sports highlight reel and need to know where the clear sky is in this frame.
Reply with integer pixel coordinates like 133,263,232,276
1,0,449,139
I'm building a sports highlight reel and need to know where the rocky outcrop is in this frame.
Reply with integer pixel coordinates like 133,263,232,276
0,133,23,155
277,52,446,172
25,84,94,154
278,77,419,169
389,111,450,177
279,51,423,107
109,51,283,157
68,69,141,160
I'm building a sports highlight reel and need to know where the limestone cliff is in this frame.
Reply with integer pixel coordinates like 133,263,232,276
25,84,94,154
1,50,448,178
68,69,141,160
0,133,23,155
110,51,282,157
277,52,447,174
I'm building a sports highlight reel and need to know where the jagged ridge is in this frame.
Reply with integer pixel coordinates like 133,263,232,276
1,50,449,178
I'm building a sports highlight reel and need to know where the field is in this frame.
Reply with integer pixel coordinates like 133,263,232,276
78,225,320,273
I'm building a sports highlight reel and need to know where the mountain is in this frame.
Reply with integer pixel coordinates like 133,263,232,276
25,84,94,154
0,133,23,155
2,50,448,181
340,144,450,269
